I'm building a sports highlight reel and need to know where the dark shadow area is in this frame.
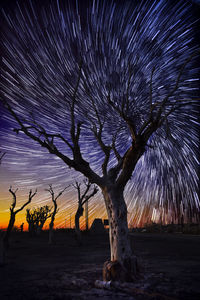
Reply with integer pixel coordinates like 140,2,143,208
0,230,200,299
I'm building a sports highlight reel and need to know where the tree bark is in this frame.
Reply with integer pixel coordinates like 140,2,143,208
102,185,140,282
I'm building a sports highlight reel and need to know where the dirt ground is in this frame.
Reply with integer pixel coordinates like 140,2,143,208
0,230,200,300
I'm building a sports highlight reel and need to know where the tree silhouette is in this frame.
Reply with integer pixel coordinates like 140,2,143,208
0,187,37,265
45,184,69,244
3,187,37,248
73,179,98,244
26,205,52,236
1,0,199,280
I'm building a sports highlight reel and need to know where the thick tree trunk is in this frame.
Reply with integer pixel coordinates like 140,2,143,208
75,204,84,245
102,186,140,282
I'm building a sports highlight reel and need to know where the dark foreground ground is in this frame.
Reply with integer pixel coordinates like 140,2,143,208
0,231,200,300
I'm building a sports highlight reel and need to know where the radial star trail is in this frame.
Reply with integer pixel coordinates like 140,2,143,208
0,0,199,228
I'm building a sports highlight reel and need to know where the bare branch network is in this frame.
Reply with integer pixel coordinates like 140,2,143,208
4,50,199,191
9,186,37,215
73,179,98,207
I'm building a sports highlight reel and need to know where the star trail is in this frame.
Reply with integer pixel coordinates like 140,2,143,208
0,0,199,229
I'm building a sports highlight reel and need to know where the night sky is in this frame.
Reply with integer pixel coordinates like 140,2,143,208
0,0,199,230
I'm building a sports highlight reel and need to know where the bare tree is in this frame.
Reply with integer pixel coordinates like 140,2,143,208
0,187,37,265
26,208,36,236
3,51,199,279
26,205,52,236
3,187,37,248
1,1,199,281
73,179,98,244
45,185,68,244
5,49,200,278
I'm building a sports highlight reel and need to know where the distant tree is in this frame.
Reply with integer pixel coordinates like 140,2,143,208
3,187,37,248
73,179,98,244
26,205,52,236
45,184,68,244
0,187,36,265
26,208,35,235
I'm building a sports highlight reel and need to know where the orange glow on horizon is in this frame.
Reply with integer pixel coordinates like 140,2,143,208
0,209,109,231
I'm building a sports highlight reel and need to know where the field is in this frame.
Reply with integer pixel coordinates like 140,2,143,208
0,230,200,300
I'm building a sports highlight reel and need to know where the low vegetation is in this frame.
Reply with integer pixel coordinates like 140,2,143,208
133,222,200,235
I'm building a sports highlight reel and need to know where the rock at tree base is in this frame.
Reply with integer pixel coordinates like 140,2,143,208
103,256,140,282
103,261,123,281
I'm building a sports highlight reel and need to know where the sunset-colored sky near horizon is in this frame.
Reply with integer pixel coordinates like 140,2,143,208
0,0,199,231
0,162,107,230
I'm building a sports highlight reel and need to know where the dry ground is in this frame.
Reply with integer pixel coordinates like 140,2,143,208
0,230,200,300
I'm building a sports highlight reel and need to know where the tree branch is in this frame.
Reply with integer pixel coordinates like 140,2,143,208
107,89,125,119
4,101,103,186
9,187,37,215
155,50,199,121
9,186,18,212
107,158,123,182
82,184,98,206
121,63,132,115
80,179,91,203
70,60,83,146
15,189,37,214
149,66,155,109
73,179,98,206
15,120,74,151
45,184,68,203
0,152,6,164
116,137,145,189
82,71,112,176
73,181,81,203
111,131,121,162
138,51,199,141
